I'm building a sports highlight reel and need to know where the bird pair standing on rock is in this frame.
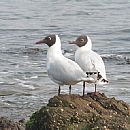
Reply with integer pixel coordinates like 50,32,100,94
36,34,108,96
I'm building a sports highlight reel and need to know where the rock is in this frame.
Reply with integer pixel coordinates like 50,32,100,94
26,93,130,130
0,117,25,130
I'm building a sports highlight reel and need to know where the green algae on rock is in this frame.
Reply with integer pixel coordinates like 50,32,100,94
26,93,130,130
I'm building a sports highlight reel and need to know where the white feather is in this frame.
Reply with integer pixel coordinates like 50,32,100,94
75,36,107,84
47,35,93,86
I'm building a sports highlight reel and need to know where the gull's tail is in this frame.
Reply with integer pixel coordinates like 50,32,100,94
85,72,108,84
97,73,108,85
84,72,96,83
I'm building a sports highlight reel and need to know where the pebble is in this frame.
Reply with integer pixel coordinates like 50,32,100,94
60,108,64,112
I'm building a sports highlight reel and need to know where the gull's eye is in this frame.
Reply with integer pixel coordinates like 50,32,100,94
80,39,84,42
48,37,51,40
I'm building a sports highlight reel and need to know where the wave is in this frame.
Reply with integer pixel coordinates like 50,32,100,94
14,78,36,90
101,54,130,65
18,82,36,90
64,52,130,65
120,28,130,33
0,47,47,55
1,46,130,65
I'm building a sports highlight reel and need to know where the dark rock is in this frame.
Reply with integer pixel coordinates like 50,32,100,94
0,117,25,130
26,93,130,130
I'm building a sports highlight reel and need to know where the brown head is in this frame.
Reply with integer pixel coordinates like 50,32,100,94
69,35,88,47
36,34,56,47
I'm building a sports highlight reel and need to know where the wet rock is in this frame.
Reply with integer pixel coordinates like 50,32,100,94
0,117,25,130
26,93,130,130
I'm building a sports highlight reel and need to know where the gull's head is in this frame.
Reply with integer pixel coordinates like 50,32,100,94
69,35,92,50
36,34,60,47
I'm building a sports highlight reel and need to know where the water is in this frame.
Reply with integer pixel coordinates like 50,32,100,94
0,0,130,120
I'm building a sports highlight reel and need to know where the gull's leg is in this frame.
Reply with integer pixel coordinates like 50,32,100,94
58,86,61,96
93,71,99,95
94,84,97,94
83,81,85,96
69,85,71,95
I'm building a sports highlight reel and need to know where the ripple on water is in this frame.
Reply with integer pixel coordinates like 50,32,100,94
0,90,16,96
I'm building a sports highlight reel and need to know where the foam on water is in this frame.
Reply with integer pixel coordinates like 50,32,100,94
18,83,35,90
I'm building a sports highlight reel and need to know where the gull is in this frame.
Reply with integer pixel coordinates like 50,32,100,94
69,35,108,95
36,34,93,96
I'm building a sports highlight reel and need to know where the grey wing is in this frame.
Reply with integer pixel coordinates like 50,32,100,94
48,58,85,85
90,51,107,79
75,50,95,72
65,58,86,80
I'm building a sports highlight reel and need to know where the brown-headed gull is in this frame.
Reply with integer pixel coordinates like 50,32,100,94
36,34,93,96
69,35,108,95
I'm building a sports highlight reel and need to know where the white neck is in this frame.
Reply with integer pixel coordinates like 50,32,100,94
55,35,61,49
47,35,62,59
84,36,92,50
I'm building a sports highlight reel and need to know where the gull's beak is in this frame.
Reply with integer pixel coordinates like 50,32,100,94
35,39,46,44
69,40,77,44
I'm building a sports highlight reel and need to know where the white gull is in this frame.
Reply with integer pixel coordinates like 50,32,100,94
36,34,93,96
69,35,108,95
